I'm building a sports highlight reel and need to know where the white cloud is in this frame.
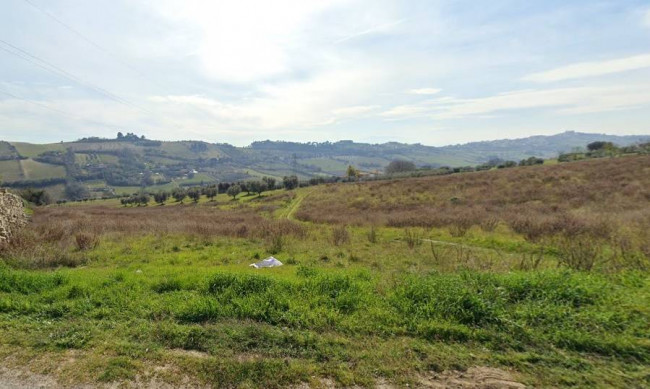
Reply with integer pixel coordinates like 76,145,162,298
332,105,379,116
148,67,385,131
645,9,650,28
380,84,650,120
334,18,405,43
380,104,430,118
0,96,146,139
523,54,650,82
408,88,441,95
150,0,346,82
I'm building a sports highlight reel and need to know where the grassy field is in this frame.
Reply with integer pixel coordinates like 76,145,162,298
0,160,23,182
20,159,67,180
11,142,65,158
1,156,649,388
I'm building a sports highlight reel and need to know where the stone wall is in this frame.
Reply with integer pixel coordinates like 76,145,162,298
0,189,27,243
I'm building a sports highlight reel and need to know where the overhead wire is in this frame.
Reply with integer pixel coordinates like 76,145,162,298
21,0,223,115
21,0,171,91
0,87,128,130
4,1,199,132
0,39,153,115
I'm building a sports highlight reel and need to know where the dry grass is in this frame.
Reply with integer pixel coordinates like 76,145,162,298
0,205,306,268
298,156,650,227
296,156,650,268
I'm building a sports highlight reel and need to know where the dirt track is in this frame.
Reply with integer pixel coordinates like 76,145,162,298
1,365,525,388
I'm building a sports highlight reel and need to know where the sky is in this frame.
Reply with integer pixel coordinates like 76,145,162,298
0,0,649,146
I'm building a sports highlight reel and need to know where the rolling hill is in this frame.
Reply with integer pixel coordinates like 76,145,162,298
0,131,647,200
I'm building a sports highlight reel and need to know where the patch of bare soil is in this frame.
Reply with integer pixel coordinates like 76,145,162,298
1,363,525,388
0,365,207,389
0,366,62,389
293,367,525,388
417,366,526,388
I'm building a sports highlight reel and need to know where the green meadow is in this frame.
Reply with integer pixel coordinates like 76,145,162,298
1,157,649,388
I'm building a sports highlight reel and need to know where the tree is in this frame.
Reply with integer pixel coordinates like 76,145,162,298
587,141,614,151
137,193,150,206
346,165,359,180
227,184,241,200
218,182,231,194
519,157,544,166
283,175,299,190
250,181,268,196
497,160,517,169
188,188,201,203
117,132,124,139
141,170,154,186
262,176,276,189
385,160,416,175
65,180,89,201
19,188,51,206
204,187,218,201
238,182,250,195
172,188,187,203
153,191,168,205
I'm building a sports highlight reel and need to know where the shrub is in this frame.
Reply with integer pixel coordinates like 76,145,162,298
385,160,416,174
267,234,284,254
554,235,605,271
403,228,422,249
152,278,183,293
331,226,350,246
75,232,99,251
366,226,378,243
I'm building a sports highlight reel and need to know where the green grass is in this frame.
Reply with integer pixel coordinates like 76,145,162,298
300,157,350,173
20,159,66,180
0,142,17,158
0,239,647,387
0,160,23,181
11,142,65,158
1,180,649,387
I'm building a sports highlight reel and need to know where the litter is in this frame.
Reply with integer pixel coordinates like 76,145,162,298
250,256,283,268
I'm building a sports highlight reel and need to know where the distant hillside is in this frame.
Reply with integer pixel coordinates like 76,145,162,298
440,131,650,160
0,131,647,200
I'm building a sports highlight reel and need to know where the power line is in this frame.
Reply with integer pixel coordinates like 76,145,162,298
21,0,229,103
21,0,195,95
0,39,152,114
0,40,192,132
0,88,126,129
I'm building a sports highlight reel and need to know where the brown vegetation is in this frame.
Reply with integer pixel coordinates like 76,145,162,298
296,156,650,269
0,205,306,268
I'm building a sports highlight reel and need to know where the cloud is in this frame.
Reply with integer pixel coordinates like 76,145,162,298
380,84,650,120
408,88,441,95
148,66,385,132
645,9,650,28
380,104,430,119
150,0,346,82
0,95,147,140
332,105,379,116
334,18,405,43
523,54,650,82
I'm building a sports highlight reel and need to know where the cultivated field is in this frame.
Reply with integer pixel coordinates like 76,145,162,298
0,156,649,388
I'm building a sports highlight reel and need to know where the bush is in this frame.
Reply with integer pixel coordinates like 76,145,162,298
385,160,416,174
403,228,422,249
75,232,99,251
331,226,350,246
366,226,377,243
554,235,605,271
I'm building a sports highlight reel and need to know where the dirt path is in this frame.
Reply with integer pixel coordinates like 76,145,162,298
0,366,62,389
1,364,525,388
281,188,312,221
